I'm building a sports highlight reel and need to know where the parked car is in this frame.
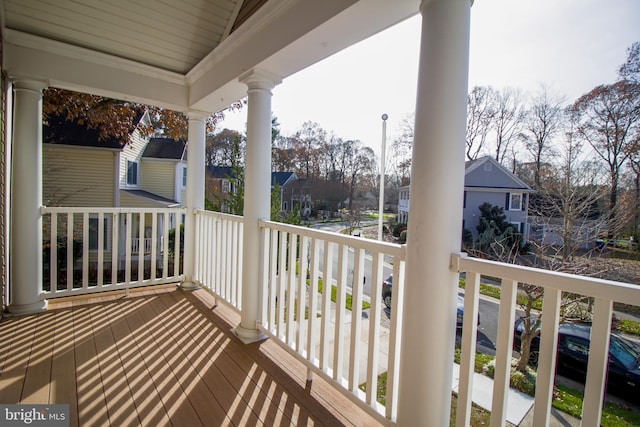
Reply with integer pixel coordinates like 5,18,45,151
381,274,476,328
513,319,640,402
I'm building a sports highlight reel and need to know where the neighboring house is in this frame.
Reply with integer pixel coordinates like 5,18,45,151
123,137,188,208
398,156,533,241
205,166,305,215
43,114,186,265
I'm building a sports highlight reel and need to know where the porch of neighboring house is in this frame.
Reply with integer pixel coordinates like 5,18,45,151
0,284,377,427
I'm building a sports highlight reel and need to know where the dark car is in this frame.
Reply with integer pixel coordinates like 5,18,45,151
513,319,640,402
381,274,475,328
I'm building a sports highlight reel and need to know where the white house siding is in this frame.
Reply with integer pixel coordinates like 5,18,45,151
140,160,175,200
119,130,147,189
43,145,116,207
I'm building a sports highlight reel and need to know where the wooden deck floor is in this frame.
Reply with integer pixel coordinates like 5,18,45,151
0,285,381,426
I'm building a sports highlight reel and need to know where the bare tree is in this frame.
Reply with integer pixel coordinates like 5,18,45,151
466,86,495,161
572,80,640,224
492,87,525,165
522,85,565,188
389,113,414,185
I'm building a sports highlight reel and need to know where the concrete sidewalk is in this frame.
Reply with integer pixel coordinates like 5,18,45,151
327,303,554,425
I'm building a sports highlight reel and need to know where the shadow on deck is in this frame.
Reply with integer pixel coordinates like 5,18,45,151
0,285,380,426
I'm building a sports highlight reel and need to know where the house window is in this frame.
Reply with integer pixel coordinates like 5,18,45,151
89,216,110,251
510,222,522,233
509,193,523,211
182,166,187,187
127,161,138,186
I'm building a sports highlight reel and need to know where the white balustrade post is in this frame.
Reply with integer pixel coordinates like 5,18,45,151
396,0,471,425
181,110,208,289
9,79,48,314
233,69,281,344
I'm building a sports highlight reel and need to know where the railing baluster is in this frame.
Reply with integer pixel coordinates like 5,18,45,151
582,297,614,427
386,258,404,422
237,221,243,310
334,243,349,382
66,213,73,291
533,286,561,426
173,213,181,276
138,213,145,281
306,238,321,371
295,236,309,353
320,240,334,372
286,233,298,347
125,212,132,284
162,212,169,279
491,279,518,427
349,247,365,393
82,212,89,288
366,252,383,407
50,213,57,292
277,230,287,340
150,212,157,281
457,271,480,427
97,212,104,288
267,228,278,330
112,213,119,285
259,226,271,327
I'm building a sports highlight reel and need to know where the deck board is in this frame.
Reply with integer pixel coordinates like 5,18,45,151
0,285,382,427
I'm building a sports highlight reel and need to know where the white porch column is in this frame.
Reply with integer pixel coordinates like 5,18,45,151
9,79,48,314
181,110,208,289
233,69,281,344
397,0,471,425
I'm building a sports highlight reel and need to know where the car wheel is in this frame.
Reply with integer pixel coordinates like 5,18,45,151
384,295,392,309
528,350,539,367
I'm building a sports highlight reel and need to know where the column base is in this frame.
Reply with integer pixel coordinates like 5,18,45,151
232,325,268,345
7,299,48,315
180,280,200,290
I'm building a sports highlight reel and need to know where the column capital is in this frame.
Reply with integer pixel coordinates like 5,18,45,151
239,69,282,91
12,79,48,93
186,109,210,121
420,0,473,13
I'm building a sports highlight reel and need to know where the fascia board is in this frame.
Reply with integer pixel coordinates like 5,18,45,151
4,30,188,111
189,0,417,113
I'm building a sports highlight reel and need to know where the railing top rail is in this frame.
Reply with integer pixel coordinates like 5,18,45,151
194,209,244,222
41,206,186,214
452,252,640,305
260,219,406,259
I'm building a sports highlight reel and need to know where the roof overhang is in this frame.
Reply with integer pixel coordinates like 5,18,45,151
2,0,417,114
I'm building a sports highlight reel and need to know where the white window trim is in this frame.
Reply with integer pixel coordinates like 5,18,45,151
509,192,523,211
182,166,188,188
126,160,139,187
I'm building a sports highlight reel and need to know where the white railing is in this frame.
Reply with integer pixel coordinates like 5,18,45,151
41,207,185,298
257,219,406,425
131,237,153,254
193,210,244,310
452,253,640,427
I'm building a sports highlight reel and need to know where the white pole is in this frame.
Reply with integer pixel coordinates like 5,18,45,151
9,79,48,314
378,114,388,241
235,69,281,344
397,0,471,425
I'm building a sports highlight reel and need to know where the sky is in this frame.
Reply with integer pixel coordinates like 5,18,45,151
218,0,640,157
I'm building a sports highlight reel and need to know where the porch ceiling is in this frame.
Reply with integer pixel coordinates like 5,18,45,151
1,0,417,113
